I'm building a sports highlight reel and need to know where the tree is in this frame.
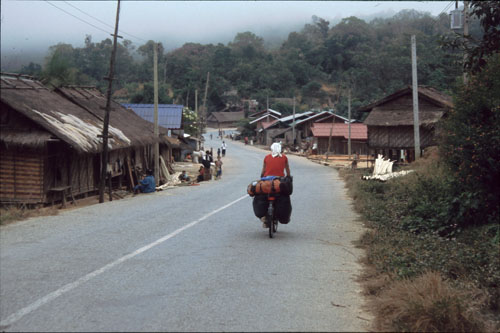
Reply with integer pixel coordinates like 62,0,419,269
440,54,500,226
442,1,500,74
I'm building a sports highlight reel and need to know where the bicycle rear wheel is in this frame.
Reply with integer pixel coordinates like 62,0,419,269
267,206,274,238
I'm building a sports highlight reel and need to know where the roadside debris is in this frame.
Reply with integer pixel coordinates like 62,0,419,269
362,155,413,181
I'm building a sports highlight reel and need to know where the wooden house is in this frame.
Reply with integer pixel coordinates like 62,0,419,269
206,111,245,128
311,123,368,155
0,75,162,206
359,86,453,162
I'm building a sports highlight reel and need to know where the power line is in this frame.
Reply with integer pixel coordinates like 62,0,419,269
62,1,147,42
44,0,111,35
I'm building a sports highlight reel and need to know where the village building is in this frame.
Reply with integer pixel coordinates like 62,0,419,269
358,86,453,162
248,108,282,119
121,103,190,161
0,75,165,206
206,111,245,128
260,112,314,146
311,123,368,155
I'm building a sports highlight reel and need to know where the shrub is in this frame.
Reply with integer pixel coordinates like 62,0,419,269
439,54,500,227
371,271,488,332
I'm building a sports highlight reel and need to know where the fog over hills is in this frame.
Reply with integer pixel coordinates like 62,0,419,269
0,6,426,72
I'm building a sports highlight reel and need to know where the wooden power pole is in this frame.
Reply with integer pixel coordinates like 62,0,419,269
202,72,210,134
463,0,469,84
411,35,421,160
348,88,352,157
99,0,121,203
153,42,159,186
292,95,296,147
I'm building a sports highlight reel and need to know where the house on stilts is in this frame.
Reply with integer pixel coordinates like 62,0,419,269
359,86,453,163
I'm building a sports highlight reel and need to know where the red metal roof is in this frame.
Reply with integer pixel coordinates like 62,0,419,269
311,123,367,140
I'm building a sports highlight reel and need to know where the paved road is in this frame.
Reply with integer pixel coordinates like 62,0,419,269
0,132,370,332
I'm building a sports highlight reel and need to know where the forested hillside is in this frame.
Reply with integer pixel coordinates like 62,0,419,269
18,9,477,120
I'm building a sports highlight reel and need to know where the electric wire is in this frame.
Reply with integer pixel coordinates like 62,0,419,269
62,1,148,42
43,0,111,36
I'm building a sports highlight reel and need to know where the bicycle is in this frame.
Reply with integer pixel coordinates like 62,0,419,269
266,194,278,238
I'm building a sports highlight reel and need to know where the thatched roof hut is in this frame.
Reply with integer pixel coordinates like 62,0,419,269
359,85,453,161
206,111,245,128
0,74,167,205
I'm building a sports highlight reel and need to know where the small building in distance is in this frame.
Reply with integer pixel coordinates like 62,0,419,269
359,86,453,162
206,111,245,128
311,123,368,155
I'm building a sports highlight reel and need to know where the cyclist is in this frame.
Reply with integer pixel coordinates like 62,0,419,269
261,142,291,178
258,142,292,228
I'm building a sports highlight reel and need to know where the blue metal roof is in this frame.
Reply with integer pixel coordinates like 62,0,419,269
122,104,183,129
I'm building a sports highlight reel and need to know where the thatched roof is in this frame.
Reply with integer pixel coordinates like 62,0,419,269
364,110,445,127
0,129,53,148
359,86,452,127
56,86,168,147
0,75,162,153
207,111,245,123
358,86,453,112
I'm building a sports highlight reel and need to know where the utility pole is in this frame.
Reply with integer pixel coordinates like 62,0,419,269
292,95,296,147
153,42,159,186
99,0,121,203
348,88,352,157
195,89,199,140
266,94,269,121
326,109,336,162
202,72,210,135
463,0,469,84
411,35,421,160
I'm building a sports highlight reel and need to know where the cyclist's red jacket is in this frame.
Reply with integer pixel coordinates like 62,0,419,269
263,154,288,177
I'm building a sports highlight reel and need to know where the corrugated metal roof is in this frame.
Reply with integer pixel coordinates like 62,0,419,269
122,104,183,129
249,114,279,124
311,123,367,140
278,111,313,123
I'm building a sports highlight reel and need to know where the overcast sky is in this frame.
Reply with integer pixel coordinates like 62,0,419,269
1,1,452,58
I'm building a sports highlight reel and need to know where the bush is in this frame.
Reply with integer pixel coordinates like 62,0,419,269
371,271,488,332
440,54,500,226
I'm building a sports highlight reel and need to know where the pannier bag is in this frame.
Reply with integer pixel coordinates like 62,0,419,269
247,178,281,196
247,176,293,197
252,194,292,224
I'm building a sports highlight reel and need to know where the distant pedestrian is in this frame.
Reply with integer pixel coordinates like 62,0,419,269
221,141,227,157
351,152,359,170
215,156,223,180
217,147,221,158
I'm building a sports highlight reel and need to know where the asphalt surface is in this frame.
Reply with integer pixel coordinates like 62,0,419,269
0,131,370,332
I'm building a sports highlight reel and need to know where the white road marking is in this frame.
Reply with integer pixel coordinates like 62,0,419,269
0,194,249,327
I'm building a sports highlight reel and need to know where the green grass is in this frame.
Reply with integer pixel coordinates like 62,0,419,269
340,158,499,331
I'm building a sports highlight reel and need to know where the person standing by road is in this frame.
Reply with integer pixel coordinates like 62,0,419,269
215,156,223,180
221,141,227,157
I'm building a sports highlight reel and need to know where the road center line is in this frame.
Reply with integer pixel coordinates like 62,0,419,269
0,194,249,327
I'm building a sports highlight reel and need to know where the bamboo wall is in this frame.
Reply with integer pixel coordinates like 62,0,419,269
367,126,436,149
317,138,368,155
0,148,44,204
